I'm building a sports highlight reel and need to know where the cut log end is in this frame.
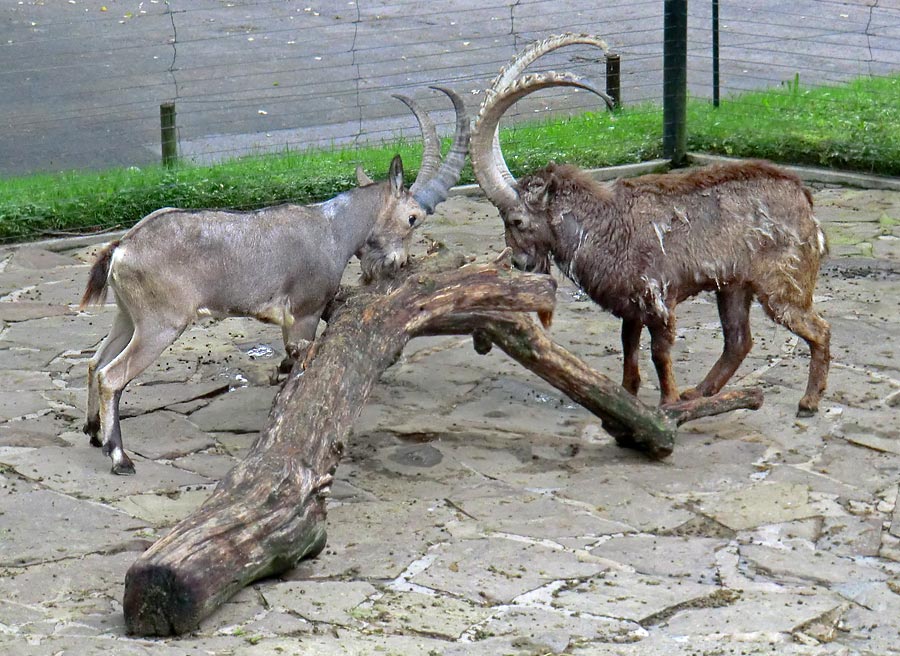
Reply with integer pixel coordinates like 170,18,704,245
123,564,201,637
604,417,675,460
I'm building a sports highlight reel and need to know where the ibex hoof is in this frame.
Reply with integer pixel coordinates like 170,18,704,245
278,356,295,374
111,460,136,476
679,387,702,401
83,418,101,443
796,406,818,419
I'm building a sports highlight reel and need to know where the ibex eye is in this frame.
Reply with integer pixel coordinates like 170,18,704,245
408,215,417,226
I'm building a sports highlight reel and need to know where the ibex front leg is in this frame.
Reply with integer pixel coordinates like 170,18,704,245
648,313,680,406
620,317,643,395
278,314,322,374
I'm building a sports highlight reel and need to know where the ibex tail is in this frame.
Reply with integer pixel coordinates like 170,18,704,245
79,240,119,310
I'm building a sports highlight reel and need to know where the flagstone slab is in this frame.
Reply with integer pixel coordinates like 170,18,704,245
0,390,49,422
551,570,724,624
186,385,278,433
170,451,239,480
368,590,493,639
288,499,458,581
480,606,644,650
661,589,845,638
120,410,217,460
0,489,145,566
4,248,80,271
0,444,209,499
0,414,71,447
0,313,100,351
0,550,137,623
119,380,232,418
410,537,606,604
555,473,696,533
0,301,74,322
449,482,634,540
698,482,820,531
739,542,889,587
113,487,214,526
260,580,378,627
590,535,728,585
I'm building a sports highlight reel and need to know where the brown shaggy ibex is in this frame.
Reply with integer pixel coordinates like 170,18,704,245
471,34,831,417
81,87,469,474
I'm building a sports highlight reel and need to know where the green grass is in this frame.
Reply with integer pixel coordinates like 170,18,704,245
1,73,898,243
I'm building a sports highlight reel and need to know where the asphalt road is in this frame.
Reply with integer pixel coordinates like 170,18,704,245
2,0,898,176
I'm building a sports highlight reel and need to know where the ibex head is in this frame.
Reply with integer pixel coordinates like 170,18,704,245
359,86,470,282
469,34,613,273
358,154,426,280
503,167,563,273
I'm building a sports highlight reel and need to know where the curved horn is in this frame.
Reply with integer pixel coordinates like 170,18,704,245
411,85,470,215
392,93,442,192
487,33,610,95
471,71,614,214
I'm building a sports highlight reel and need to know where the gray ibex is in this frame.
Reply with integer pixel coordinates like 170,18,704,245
471,34,830,417
81,87,469,474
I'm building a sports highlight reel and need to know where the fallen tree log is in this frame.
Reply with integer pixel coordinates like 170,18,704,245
123,250,763,636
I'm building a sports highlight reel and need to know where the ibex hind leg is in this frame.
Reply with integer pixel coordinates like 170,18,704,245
682,286,754,400
96,319,188,474
759,296,830,417
85,310,134,446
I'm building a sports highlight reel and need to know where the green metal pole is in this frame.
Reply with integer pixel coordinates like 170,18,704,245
663,0,688,166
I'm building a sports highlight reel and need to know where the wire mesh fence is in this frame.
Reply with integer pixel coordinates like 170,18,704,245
684,0,900,173
1,0,898,237
5,0,657,176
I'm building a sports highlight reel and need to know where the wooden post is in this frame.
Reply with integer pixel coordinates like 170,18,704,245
160,102,177,167
605,53,621,109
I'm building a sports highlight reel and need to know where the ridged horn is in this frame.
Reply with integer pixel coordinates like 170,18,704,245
392,93,442,193
471,71,614,214
410,86,470,215
487,33,610,96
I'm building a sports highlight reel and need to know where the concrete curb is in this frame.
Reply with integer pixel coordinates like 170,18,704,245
687,153,900,191
1,229,127,255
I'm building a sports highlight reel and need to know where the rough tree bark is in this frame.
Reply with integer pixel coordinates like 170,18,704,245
123,251,762,636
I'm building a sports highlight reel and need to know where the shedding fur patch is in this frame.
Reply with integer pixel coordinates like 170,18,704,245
652,220,671,254
638,276,670,320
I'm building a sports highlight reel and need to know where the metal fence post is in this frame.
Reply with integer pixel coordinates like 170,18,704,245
160,102,178,167
712,0,720,107
663,0,688,166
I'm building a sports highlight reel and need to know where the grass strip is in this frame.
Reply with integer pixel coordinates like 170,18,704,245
1,73,897,243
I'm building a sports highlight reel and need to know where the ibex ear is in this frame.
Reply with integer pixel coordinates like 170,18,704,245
389,155,404,198
356,165,374,187
521,174,553,211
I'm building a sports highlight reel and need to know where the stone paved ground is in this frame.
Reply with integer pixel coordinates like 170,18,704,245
0,182,899,655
